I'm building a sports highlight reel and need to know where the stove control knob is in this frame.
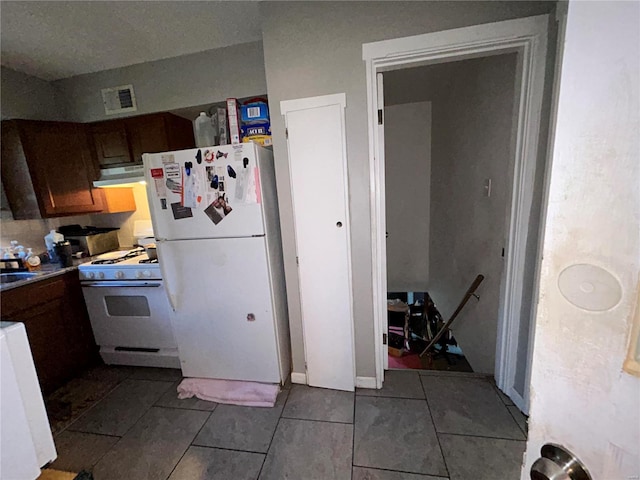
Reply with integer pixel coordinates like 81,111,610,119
143,270,152,278
136,271,143,279
115,271,125,279
98,272,105,279
89,272,95,279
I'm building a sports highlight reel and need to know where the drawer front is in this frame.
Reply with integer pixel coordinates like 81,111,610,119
1,275,67,317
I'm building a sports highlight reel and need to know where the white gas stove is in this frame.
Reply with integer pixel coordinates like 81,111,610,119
78,248,161,281
78,247,179,369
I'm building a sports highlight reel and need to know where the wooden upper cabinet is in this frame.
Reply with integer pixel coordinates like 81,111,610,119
1,120,104,219
126,115,169,164
90,113,195,168
90,120,131,166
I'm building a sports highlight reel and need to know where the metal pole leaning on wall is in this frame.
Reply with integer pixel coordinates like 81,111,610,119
419,274,485,358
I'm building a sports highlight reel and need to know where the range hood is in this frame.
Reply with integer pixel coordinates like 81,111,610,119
93,164,146,188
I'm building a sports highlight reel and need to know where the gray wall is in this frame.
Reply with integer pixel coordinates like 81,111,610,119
1,66,64,120
384,101,431,292
260,1,555,378
0,42,266,253
0,66,86,251
54,41,267,122
428,54,518,374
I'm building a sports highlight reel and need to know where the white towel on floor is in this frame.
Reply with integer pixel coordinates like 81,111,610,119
177,378,280,407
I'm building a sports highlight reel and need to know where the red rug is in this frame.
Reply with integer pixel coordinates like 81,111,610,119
388,353,423,369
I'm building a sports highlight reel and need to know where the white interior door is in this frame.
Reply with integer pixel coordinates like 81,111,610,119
281,94,355,392
523,3,640,478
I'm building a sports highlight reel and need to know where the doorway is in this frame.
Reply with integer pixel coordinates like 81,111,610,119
364,15,549,413
383,53,518,375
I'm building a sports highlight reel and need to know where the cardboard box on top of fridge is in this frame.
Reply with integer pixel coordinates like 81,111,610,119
241,122,271,138
242,135,272,147
241,101,269,124
216,107,228,145
226,98,241,145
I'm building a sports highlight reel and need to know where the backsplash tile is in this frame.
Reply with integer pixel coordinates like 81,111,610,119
0,184,151,253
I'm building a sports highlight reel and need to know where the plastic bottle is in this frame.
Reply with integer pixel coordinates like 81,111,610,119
25,248,41,271
194,112,218,148
3,248,19,269
44,230,64,262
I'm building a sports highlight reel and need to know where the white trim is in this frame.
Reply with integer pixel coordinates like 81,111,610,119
520,6,568,415
363,15,547,61
355,376,377,389
508,385,527,413
290,372,307,385
280,93,357,392
280,93,346,115
376,72,389,375
363,15,548,401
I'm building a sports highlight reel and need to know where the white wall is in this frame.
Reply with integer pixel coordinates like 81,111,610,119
384,101,431,292
261,0,555,378
428,54,517,374
54,41,267,123
523,2,640,478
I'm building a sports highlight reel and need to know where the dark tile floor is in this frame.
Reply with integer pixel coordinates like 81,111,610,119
44,367,528,480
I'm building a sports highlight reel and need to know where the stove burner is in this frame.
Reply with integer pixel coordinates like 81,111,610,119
139,258,158,264
91,248,145,265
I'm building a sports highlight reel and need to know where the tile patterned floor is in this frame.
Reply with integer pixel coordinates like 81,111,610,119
44,366,528,480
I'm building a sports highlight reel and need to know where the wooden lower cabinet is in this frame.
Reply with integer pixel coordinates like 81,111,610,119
1,271,98,394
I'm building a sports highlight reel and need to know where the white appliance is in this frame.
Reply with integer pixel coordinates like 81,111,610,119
79,248,179,368
143,143,290,384
93,164,145,187
0,322,56,479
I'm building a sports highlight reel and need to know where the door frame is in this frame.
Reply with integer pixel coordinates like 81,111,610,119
363,15,548,411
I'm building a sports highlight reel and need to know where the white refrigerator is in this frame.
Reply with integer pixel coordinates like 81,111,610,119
143,143,290,384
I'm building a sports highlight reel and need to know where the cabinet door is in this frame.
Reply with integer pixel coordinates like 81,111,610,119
22,122,104,216
127,115,169,163
60,272,98,367
2,277,71,394
90,120,132,166
1,272,98,394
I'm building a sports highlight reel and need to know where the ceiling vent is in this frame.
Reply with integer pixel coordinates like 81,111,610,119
101,84,137,115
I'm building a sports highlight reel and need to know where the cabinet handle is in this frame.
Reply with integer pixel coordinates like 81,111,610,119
336,221,343,228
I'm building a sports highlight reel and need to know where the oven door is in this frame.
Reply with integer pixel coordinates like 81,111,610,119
81,281,176,349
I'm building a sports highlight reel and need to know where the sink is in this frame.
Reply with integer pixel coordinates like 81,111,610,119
0,272,42,284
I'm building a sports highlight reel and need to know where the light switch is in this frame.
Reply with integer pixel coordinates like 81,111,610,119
484,178,492,197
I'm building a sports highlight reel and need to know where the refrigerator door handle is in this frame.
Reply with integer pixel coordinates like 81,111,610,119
157,240,177,311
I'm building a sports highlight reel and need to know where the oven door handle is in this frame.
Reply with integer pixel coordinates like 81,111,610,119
82,282,163,288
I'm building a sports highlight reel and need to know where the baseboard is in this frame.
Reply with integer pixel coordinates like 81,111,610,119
356,376,377,389
290,372,307,385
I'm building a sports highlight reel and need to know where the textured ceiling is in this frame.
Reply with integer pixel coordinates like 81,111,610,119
0,1,262,81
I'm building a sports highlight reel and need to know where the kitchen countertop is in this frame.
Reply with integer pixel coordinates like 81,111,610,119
0,258,86,292
0,247,142,292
